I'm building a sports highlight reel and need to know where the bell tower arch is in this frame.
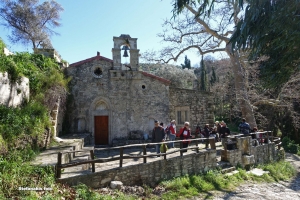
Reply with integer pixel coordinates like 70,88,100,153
112,34,140,71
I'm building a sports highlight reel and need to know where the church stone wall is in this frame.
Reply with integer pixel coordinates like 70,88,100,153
66,59,169,144
169,87,214,130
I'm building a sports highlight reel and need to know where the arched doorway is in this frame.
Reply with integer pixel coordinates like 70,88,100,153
93,101,109,145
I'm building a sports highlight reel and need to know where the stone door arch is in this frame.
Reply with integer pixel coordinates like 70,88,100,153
90,99,111,145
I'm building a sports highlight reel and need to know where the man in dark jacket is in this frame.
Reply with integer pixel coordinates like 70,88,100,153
152,120,165,155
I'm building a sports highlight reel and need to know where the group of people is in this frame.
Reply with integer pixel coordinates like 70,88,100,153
152,119,228,154
152,120,191,155
152,117,265,155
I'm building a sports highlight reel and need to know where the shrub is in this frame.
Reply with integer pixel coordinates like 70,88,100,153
282,136,300,154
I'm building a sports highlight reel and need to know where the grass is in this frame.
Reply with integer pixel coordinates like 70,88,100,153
158,161,296,200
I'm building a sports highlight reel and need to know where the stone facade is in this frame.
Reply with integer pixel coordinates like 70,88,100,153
0,72,29,107
169,87,214,128
66,34,214,145
58,149,217,188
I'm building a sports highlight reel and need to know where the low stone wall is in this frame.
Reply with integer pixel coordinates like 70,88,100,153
58,149,217,188
0,72,29,107
221,136,284,167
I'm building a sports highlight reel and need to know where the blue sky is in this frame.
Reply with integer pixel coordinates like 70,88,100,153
0,0,205,66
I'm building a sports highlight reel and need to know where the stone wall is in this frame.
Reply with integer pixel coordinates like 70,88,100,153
58,149,217,188
221,136,284,167
169,87,214,128
0,72,29,107
67,58,170,144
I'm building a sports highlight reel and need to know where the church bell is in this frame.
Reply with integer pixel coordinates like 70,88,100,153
122,45,129,57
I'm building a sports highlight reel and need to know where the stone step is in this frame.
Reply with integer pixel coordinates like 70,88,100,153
31,134,90,166
224,170,239,176
221,166,236,174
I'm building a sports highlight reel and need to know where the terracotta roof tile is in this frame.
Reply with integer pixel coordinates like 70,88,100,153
69,55,113,67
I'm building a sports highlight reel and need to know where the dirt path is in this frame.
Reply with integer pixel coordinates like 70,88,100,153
207,153,300,200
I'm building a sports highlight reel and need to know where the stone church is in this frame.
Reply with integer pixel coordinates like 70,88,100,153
66,34,214,145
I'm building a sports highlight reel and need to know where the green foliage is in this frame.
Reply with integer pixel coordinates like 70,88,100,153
282,137,300,154
181,55,191,69
260,161,297,181
231,0,300,89
200,57,208,91
0,156,55,198
0,38,6,56
210,66,217,86
0,102,49,149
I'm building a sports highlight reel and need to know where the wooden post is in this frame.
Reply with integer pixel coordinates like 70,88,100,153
209,138,216,149
267,131,270,143
271,131,274,142
72,146,76,158
163,143,167,160
180,141,183,156
120,147,123,167
90,150,95,173
143,145,147,163
196,139,199,153
56,152,62,178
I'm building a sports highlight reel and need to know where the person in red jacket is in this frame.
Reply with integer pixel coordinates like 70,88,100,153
179,122,191,152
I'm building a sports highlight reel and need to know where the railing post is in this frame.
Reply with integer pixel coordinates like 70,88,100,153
180,141,183,156
224,138,227,151
72,146,76,158
271,131,273,142
209,138,216,149
143,145,147,163
56,152,62,178
90,150,95,173
120,147,123,167
163,143,167,160
196,139,199,153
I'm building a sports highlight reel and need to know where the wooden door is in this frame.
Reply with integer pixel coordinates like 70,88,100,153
94,116,109,145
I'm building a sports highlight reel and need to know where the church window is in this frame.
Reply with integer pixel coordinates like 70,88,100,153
92,66,103,78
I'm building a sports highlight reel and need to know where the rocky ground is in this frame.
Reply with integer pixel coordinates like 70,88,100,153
96,153,300,199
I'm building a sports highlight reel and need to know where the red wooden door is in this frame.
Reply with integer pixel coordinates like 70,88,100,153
94,116,109,145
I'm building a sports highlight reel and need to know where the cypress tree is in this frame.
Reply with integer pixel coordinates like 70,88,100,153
200,56,208,91
181,55,191,69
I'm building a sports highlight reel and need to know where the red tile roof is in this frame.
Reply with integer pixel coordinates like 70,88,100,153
141,71,171,85
69,54,113,67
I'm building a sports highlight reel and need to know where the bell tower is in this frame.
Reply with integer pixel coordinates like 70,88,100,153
112,34,140,71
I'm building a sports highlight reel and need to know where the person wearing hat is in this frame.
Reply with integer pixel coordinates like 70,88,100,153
152,120,166,155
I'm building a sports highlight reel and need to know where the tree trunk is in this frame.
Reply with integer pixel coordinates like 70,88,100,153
225,44,257,129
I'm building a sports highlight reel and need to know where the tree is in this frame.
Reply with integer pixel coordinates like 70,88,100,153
173,0,300,89
210,66,217,86
0,0,63,49
143,1,257,128
181,55,191,69
200,57,208,91
231,0,300,89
